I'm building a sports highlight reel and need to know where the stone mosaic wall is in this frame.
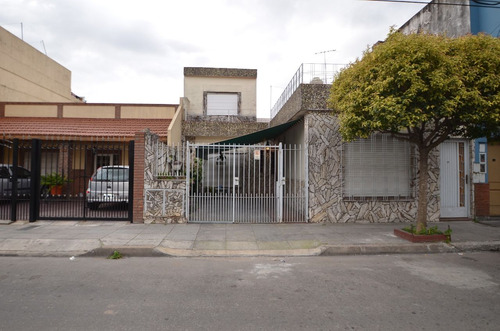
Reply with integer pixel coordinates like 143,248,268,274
183,119,267,139
140,111,444,224
143,130,187,224
306,112,441,223
271,84,331,127
184,67,257,78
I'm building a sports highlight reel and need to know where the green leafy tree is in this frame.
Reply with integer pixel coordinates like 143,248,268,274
329,31,500,232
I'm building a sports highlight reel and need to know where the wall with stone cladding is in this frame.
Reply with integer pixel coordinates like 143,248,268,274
271,86,303,127
183,120,268,141
306,111,441,223
142,130,186,224
184,67,257,79
300,84,331,111
271,84,331,127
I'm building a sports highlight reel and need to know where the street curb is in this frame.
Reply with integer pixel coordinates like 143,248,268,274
0,241,499,258
321,241,500,256
450,241,500,252
0,250,90,257
79,246,166,257
155,246,324,257
320,243,456,255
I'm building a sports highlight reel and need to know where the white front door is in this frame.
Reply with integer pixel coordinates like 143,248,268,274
440,140,469,218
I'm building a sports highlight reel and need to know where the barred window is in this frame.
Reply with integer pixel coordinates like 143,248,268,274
342,133,413,199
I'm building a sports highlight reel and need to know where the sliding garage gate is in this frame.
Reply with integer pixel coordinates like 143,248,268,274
186,143,306,223
0,138,133,222
0,139,31,221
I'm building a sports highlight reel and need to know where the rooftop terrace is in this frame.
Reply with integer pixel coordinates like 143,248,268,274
270,63,346,119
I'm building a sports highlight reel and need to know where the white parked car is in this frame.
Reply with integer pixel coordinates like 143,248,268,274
86,166,129,210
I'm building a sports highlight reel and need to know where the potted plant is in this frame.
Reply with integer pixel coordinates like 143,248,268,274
41,173,70,196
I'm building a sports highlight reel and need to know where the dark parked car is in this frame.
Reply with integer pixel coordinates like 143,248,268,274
0,164,31,199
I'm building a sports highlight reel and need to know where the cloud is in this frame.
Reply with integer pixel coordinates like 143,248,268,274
1,0,428,115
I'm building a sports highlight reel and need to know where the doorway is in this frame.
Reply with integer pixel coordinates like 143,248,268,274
440,140,470,218
488,142,500,216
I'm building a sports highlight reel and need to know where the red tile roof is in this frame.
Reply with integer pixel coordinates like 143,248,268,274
0,117,171,138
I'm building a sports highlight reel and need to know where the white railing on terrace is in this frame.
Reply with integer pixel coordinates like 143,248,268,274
270,63,347,120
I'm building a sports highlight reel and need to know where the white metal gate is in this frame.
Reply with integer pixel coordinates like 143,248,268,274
185,143,306,223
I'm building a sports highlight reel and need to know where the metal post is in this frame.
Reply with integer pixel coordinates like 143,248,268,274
185,142,191,222
304,120,309,223
29,139,41,222
232,146,236,223
10,139,19,222
277,143,284,222
128,140,134,223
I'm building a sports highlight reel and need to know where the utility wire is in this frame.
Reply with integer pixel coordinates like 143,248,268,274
364,0,500,8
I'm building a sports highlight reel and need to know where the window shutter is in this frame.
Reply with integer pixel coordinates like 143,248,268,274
206,93,238,116
343,134,412,198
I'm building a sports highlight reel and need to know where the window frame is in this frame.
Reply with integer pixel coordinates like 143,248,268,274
203,92,241,116
341,133,415,201
478,142,487,174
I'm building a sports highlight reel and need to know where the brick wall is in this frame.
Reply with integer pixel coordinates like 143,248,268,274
132,130,146,223
474,183,490,216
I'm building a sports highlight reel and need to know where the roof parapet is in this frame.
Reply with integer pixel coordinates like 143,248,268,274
184,67,257,78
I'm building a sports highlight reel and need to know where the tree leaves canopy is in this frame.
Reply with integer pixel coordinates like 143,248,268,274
329,32,500,147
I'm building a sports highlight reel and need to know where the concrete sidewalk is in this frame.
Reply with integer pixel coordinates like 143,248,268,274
0,220,499,257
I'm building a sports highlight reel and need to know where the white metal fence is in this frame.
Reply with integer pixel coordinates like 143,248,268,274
185,143,306,223
153,141,185,178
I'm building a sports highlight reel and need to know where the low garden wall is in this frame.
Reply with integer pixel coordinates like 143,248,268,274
143,130,186,224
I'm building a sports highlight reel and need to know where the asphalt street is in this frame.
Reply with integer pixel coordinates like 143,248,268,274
1,252,499,330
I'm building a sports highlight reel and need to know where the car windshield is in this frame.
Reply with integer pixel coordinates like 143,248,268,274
14,167,31,179
0,166,30,179
0,167,9,178
93,168,128,181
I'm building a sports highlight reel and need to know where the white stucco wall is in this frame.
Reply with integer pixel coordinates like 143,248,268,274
184,75,257,117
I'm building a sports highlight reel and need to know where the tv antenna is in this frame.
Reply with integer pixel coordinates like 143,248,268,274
41,40,47,55
315,49,336,83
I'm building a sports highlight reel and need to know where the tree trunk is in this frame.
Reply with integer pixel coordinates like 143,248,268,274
416,147,429,233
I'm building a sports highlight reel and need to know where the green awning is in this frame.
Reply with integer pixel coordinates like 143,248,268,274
194,119,301,159
215,119,300,145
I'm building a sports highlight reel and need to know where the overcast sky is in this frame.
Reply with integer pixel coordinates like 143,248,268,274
1,0,427,118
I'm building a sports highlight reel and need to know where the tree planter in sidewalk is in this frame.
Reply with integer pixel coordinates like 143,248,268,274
394,229,450,243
